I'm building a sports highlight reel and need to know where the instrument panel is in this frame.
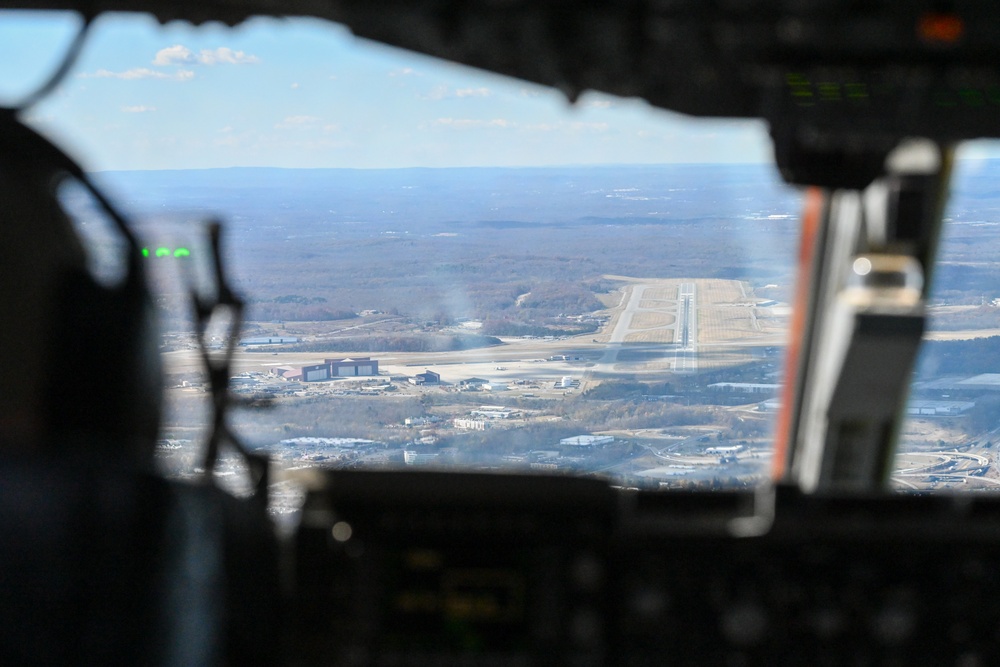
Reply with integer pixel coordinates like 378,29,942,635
289,471,1000,666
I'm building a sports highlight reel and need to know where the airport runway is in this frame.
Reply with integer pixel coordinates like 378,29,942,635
595,280,699,374
674,282,698,374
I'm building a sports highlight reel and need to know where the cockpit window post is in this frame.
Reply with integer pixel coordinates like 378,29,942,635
784,141,952,493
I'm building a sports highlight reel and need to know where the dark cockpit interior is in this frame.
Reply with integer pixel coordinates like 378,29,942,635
3,2,1000,665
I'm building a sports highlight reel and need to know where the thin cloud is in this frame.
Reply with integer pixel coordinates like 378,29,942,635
152,44,260,66
152,45,192,66
454,87,491,98
198,47,260,65
121,105,156,113
519,121,610,132
432,118,514,129
275,115,323,129
81,68,194,81
290,82,301,89
426,118,606,132
421,85,492,100
388,67,416,77
421,84,449,101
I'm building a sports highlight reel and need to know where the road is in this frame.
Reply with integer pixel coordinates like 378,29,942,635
893,450,997,488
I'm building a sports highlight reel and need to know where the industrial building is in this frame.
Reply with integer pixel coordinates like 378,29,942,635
560,435,614,447
470,409,514,420
705,445,746,455
916,374,1000,397
410,370,441,385
906,400,976,416
403,450,439,465
708,382,782,394
454,419,489,430
272,357,379,382
404,416,440,427
328,357,379,377
239,336,300,346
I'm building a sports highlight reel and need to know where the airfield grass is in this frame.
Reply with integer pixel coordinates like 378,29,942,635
641,286,678,301
630,311,676,330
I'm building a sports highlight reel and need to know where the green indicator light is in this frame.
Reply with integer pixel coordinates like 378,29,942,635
818,83,841,101
785,72,816,107
143,246,193,258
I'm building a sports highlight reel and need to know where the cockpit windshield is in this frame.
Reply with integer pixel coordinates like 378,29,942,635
10,12,809,494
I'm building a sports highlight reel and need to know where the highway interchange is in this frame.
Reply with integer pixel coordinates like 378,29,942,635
892,449,1000,490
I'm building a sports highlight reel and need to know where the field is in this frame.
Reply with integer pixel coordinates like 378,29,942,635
630,312,676,330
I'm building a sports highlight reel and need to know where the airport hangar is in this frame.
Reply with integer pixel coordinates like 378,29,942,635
273,357,379,382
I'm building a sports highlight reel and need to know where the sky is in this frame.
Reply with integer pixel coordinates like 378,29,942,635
3,11,997,172
0,10,777,171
